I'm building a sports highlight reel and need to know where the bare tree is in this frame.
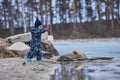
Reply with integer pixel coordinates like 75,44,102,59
40,0,43,21
97,0,102,21
72,0,77,38
15,0,20,28
77,0,82,22
1,1,7,28
22,0,27,33
49,0,53,35
109,0,115,36
66,0,72,23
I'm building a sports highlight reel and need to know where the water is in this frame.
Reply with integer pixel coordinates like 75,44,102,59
50,39,120,80
54,39,120,58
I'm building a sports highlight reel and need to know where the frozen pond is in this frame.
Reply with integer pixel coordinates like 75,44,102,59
54,38,120,58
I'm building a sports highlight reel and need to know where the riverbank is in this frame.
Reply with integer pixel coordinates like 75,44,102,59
0,57,120,80
0,57,59,80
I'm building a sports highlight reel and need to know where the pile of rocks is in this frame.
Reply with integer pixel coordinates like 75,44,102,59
0,32,87,61
5,32,59,58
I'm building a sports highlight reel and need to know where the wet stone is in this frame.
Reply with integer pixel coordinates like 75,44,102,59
115,65,120,67
100,69,109,72
89,57,113,60
88,69,95,72
113,72,120,74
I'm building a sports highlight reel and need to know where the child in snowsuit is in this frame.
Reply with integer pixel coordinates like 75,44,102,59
27,18,49,61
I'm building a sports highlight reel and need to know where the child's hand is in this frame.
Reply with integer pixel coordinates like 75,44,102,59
46,25,50,30
48,25,51,28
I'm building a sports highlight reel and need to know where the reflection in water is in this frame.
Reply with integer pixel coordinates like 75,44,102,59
50,59,120,80
50,61,89,80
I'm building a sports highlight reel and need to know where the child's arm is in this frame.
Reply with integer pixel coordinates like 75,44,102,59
40,25,50,33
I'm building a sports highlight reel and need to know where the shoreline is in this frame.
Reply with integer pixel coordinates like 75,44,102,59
0,56,120,80
54,38,120,42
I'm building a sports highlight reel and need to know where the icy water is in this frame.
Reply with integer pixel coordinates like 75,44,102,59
50,38,120,80
54,38,120,58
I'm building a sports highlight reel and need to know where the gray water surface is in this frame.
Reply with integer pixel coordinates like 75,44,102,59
50,39,120,80
54,39,120,58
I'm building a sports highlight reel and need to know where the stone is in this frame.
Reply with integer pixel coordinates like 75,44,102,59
6,42,30,55
6,32,31,43
0,38,20,58
73,50,86,60
5,32,59,58
41,40,59,56
41,40,59,59
6,32,48,43
57,50,87,61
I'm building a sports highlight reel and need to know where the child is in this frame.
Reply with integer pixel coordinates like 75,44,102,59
27,18,49,61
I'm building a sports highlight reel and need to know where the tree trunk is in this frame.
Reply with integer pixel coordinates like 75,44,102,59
49,0,53,35
105,1,109,21
109,0,114,36
40,0,43,21
118,0,120,18
6,1,14,35
73,0,77,38
45,1,48,26
16,0,20,28
97,0,102,21
22,0,26,33
67,0,71,23
2,2,7,28
78,0,82,23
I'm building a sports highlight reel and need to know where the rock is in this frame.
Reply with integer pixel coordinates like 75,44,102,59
5,31,59,59
6,32,31,43
6,32,48,43
57,50,87,61
6,40,59,59
0,38,9,52
5,32,59,59
0,50,20,58
0,38,20,58
0,38,9,47
50,56,60,61
73,50,86,59
41,40,59,59
48,35,54,41
41,32,48,40
6,41,55,58
0,34,59,59
6,42,30,55
5,40,59,59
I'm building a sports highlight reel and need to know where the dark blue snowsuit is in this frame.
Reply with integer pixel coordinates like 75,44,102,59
27,27,46,60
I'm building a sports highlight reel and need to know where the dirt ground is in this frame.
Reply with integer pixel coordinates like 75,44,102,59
0,57,59,80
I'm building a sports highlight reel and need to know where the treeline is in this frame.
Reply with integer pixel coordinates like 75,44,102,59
0,0,120,38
